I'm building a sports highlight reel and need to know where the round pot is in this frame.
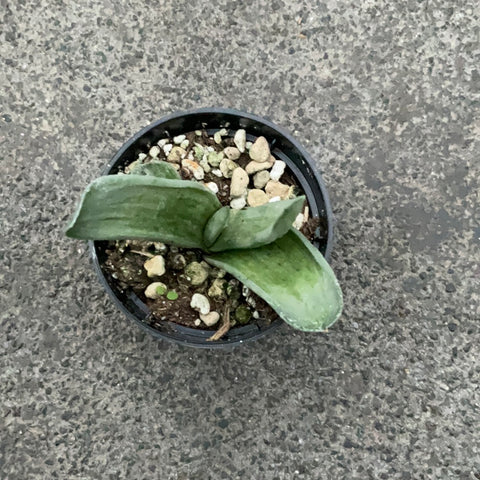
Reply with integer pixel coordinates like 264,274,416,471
89,108,334,348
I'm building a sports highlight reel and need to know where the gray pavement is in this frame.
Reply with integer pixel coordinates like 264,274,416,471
1,0,479,478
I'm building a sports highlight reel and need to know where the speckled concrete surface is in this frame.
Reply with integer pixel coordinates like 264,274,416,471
1,0,479,478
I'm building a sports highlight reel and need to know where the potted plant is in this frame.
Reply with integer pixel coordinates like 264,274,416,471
65,108,343,348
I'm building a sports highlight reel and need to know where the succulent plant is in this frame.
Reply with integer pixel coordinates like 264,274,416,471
66,159,343,332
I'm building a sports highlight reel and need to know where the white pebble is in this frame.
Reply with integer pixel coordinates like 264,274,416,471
194,319,201,326
303,206,309,223
138,153,147,161
230,197,246,210
180,139,190,149
218,128,228,136
200,311,220,326
205,182,219,194
269,196,281,203
144,282,167,299
253,311,260,319
293,213,305,230
269,160,286,181
190,293,210,315
149,145,160,158
163,143,173,154
143,256,166,278
214,131,222,144
157,138,169,147
173,134,186,144
234,129,246,152
195,130,202,136
207,146,215,152
211,168,223,177
245,141,253,150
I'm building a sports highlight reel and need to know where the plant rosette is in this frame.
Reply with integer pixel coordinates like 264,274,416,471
66,109,343,347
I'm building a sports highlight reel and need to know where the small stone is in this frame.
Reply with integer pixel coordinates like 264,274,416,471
194,319,201,326
303,206,309,223
157,138,169,147
190,293,210,315
144,282,167,299
223,147,241,160
208,278,227,299
269,196,281,203
245,160,273,175
235,305,252,324
199,158,211,173
163,143,173,155
195,130,202,136
265,180,290,199
447,322,457,332
220,158,238,178
180,139,190,149
173,134,186,144
234,129,246,152
211,168,223,177
247,189,269,207
253,311,259,319
218,128,228,136
214,131,223,144
230,197,246,210
185,262,209,285
181,159,204,180
143,255,166,278
253,170,270,189
138,152,147,161
445,283,456,293
205,181,219,194
207,151,224,167
245,141,253,150
153,242,168,253
270,160,286,181
200,311,220,326
193,145,204,161
149,145,160,158
249,136,270,163
230,167,249,197
293,213,305,230
167,146,186,163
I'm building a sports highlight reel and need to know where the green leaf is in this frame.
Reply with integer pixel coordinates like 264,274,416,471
205,229,343,332
129,160,180,179
65,175,221,248
204,197,305,252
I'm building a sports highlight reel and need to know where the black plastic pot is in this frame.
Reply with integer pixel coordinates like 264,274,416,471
89,108,334,348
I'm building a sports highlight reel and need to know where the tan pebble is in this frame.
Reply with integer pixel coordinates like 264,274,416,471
167,146,186,163
253,170,270,189
265,180,290,199
144,282,167,299
245,160,272,175
247,189,269,207
234,129,246,152
230,167,249,197
223,146,241,160
249,136,270,163
200,311,220,326
181,159,204,180
144,256,166,277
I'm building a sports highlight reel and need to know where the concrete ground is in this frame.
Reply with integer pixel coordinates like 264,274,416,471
1,0,479,478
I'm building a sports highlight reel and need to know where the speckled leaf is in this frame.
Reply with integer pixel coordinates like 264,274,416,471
205,228,343,331
129,160,180,179
65,175,221,248
204,196,305,252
